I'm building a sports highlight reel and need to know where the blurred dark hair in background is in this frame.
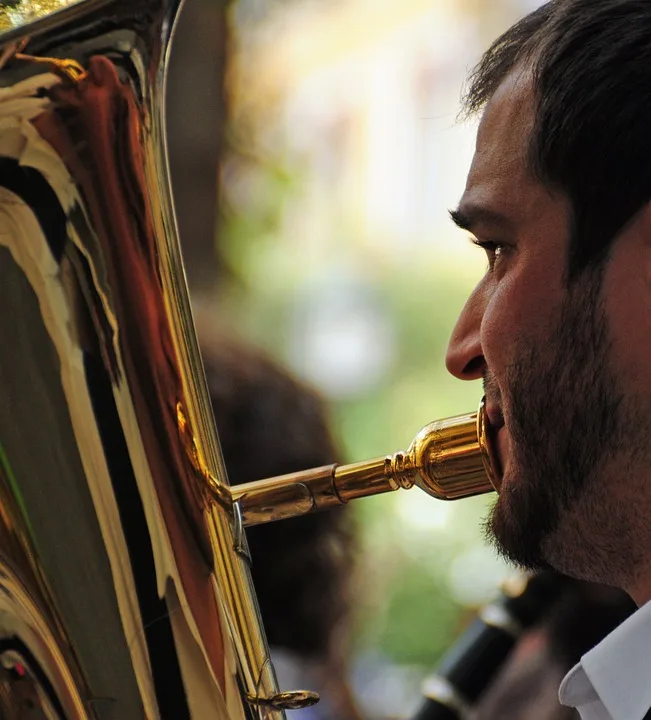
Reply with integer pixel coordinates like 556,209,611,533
197,318,362,720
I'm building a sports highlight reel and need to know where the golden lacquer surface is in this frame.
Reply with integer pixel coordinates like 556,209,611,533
0,1,285,717
0,0,89,35
0,2,498,718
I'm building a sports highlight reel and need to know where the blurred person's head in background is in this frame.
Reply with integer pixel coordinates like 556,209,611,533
471,578,636,720
197,321,361,720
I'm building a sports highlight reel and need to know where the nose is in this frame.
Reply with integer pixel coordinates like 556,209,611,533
445,286,486,381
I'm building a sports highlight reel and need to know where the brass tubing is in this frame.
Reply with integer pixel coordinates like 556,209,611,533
333,457,398,501
229,465,340,527
231,400,499,526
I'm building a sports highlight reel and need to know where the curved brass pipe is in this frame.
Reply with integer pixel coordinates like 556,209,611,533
230,399,499,527
0,3,502,717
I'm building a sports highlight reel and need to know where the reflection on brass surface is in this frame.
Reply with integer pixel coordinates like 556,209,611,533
0,0,300,717
247,689,321,710
231,400,498,527
0,0,89,35
0,557,89,718
14,50,87,81
0,0,501,717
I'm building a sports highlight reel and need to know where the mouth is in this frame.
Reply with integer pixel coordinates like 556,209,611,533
484,404,504,432
484,403,509,483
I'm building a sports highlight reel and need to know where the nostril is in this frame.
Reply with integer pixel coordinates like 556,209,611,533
463,356,486,378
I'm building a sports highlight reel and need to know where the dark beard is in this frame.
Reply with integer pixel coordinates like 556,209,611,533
486,265,628,574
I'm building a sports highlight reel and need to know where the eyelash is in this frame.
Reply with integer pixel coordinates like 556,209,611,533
471,238,504,269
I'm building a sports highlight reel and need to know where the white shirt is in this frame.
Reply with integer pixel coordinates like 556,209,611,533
559,599,651,720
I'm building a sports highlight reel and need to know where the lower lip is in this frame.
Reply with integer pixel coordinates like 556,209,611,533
494,426,511,480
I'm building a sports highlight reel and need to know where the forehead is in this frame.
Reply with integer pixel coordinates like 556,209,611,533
473,70,533,181
461,70,555,229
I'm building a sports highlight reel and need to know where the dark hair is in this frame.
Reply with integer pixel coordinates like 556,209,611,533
464,0,651,279
198,330,355,661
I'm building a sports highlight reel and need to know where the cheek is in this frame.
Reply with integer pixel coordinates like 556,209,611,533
480,284,513,376
603,260,651,395
480,276,532,375
480,267,564,379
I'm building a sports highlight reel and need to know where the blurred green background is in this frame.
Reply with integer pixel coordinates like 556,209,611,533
166,1,541,715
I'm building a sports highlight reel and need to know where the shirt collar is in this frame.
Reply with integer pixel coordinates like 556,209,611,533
559,599,651,720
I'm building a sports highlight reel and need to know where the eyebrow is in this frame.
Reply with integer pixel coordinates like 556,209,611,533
448,204,514,234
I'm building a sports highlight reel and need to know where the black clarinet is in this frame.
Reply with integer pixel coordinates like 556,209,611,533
411,572,569,720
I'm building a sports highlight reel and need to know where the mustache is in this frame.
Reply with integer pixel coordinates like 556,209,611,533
482,372,504,425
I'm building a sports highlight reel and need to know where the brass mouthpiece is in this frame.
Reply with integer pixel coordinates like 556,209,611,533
230,399,498,526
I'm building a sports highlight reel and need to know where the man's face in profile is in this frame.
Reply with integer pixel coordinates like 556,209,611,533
445,70,651,593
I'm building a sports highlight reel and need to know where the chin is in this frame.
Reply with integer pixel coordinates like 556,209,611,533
485,467,555,573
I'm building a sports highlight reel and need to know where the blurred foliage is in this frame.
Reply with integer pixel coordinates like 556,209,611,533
215,75,499,674
370,562,467,666
351,489,498,668
217,184,500,667
218,134,305,294
213,0,512,677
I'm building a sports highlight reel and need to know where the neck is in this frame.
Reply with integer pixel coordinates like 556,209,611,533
625,574,651,607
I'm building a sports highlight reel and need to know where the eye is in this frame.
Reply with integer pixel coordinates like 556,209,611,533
471,238,505,271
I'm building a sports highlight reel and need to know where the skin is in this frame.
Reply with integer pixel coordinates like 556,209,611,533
445,69,651,605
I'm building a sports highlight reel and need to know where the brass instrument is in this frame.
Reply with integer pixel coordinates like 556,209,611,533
231,406,497,527
0,1,498,717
